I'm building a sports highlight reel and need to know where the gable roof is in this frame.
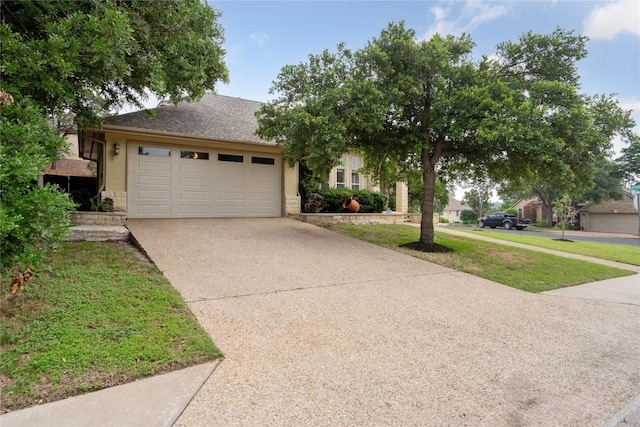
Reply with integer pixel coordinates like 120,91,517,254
444,195,471,211
580,192,636,214
102,94,273,146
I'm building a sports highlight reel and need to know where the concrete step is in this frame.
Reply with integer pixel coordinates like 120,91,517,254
66,226,130,242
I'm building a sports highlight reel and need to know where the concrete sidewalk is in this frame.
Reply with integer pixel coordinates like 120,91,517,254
2,218,638,427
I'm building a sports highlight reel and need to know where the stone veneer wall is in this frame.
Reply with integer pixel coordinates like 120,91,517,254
293,213,416,226
100,191,127,213
286,195,301,215
71,211,126,226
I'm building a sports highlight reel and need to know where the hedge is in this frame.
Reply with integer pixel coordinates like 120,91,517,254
312,188,388,213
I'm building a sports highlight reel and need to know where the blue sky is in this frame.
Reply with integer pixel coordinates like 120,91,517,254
210,0,639,157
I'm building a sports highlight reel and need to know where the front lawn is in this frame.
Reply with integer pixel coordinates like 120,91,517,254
0,241,221,413
454,227,640,266
332,224,635,293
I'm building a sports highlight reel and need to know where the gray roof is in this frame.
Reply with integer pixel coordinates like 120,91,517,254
103,94,274,146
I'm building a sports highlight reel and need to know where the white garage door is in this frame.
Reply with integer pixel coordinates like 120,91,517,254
127,143,281,218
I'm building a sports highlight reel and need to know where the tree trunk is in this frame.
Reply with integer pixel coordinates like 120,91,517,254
420,161,436,246
545,203,554,227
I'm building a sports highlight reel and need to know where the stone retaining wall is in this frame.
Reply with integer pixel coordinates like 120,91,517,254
292,213,421,226
71,211,127,226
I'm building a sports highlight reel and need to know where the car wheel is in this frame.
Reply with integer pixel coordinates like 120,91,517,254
490,226,496,229
516,226,524,231
479,220,485,228
504,222,513,230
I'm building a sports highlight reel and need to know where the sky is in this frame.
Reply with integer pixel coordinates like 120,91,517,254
138,1,640,198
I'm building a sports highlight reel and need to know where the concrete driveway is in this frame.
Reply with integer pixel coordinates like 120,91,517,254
126,218,640,426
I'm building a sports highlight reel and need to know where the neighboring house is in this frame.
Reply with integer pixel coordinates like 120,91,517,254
510,198,547,223
79,94,409,219
579,192,638,234
441,196,471,223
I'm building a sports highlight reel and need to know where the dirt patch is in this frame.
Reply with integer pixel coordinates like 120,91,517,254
400,241,453,253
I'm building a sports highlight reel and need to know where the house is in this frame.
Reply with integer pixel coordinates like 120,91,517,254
510,198,548,223
79,94,409,219
579,192,638,234
441,196,471,223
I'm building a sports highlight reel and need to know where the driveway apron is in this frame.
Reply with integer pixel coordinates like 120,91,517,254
126,218,640,426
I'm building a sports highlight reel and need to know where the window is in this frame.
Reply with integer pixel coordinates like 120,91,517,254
139,147,170,157
218,154,244,163
351,155,362,171
338,154,346,166
181,150,209,160
351,172,360,190
336,168,345,188
251,156,275,165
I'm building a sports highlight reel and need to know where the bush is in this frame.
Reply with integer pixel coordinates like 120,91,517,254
439,216,450,223
317,188,388,213
505,208,518,215
460,209,478,224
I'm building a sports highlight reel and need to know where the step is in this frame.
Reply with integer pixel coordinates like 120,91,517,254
66,226,130,242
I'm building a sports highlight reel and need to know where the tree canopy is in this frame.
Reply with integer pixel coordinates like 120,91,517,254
256,22,637,249
0,0,228,272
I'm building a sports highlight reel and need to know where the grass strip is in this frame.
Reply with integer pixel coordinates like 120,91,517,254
451,227,640,266
332,224,635,293
0,241,221,412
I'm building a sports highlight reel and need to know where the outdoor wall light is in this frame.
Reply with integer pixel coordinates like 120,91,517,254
114,142,120,156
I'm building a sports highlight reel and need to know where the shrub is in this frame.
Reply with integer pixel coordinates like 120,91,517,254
460,209,478,224
317,188,388,213
505,208,518,215
439,216,450,223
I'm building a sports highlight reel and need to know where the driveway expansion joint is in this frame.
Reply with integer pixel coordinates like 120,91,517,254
185,270,457,304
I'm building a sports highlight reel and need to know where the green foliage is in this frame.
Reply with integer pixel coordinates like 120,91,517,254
0,242,221,410
317,188,388,213
333,224,634,292
460,210,478,224
504,208,518,215
257,22,637,248
0,0,228,273
439,217,450,223
616,135,640,183
0,101,76,271
1,0,228,125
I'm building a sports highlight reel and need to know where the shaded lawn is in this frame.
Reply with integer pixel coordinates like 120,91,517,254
0,241,221,413
332,224,635,293
454,227,640,266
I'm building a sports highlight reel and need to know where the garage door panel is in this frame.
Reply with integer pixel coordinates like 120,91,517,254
137,161,172,172
137,205,172,216
179,163,210,174
180,177,209,187
138,175,172,186
128,143,281,218
138,189,171,200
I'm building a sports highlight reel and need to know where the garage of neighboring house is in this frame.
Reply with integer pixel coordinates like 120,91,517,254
579,192,638,234
79,94,300,219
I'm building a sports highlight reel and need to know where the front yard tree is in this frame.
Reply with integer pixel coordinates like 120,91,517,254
0,0,228,274
256,22,636,250
616,135,640,184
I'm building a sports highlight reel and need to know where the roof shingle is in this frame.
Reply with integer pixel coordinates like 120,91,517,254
103,94,273,145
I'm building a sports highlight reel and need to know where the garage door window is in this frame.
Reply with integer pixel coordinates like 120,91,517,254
139,147,171,157
218,154,244,162
181,150,209,160
251,156,275,165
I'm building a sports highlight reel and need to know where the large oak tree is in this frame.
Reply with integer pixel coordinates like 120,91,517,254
256,22,636,249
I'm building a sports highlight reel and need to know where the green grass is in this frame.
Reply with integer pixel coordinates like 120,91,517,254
0,242,221,412
452,227,640,266
332,224,635,293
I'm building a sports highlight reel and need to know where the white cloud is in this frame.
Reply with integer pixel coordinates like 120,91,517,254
583,1,640,41
617,95,640,116
420,1,510,40
249,31,269,47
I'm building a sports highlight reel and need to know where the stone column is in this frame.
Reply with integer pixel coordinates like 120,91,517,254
395,181,408,213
